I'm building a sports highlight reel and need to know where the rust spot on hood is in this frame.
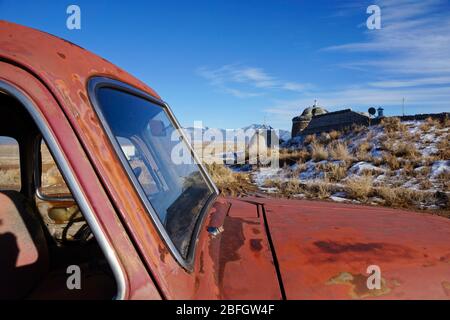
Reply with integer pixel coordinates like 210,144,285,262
327,272,391,299
307,240,418,264
314,241,384,254
218,217,245,286
57,52,66,59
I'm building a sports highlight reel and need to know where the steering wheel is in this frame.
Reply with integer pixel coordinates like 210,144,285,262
61,209,94,245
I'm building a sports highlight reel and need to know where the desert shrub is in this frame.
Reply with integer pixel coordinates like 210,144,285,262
204,163,256,196
310,142,328,161
329,141,352,162
382,152,400,170
381,117,407,133
393,142,419,159
419,119,432,132
304,181,331,199
401,161,416,177
282,179,304,197
436,137,450,160
350,124,366,134
375,187,425,208
324,163,347,182
380,138,394,152
264,179,304,198
420,117,441,132
436,171,450,192
303,134,316,145
262,178,282,189
416,166,432,177
289,162,308,178
329,130,341,140
279,148,310,163
419,180,433,190
345,175,373,200
355,141,373,161
442,115,450,128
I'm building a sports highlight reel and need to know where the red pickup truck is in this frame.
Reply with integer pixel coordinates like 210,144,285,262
1,21,449,300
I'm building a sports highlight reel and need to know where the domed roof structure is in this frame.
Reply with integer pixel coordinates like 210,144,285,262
291,101,329,137
292,102,328,121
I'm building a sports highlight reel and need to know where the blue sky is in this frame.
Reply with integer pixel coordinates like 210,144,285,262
1,0,449,130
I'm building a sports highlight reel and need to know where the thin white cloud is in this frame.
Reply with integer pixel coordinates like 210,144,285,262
369,76,450,88
197,64,311,98
325,0,450,76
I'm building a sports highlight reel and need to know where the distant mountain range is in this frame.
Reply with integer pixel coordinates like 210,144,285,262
182,124,291,142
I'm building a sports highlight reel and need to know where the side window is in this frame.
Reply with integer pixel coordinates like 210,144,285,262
40,140,70,197
0,136,21,191
94,87,215,259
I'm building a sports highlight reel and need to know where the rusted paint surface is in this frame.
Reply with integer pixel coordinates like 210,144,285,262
213,198,281,299
244,196,450,299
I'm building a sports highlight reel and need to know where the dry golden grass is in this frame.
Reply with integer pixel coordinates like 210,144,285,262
329,141,352,162
419,180,433,190
279,148,310,163
324,163,347,182
328,130,342,140
420,117,442,132
310,142,328,161
436,138,450,160
307,181,331,199
393,142,420,159
442,115,450,128
281,179,304,197
263,178,332,199
303,134,316,145
381,117,407,133
382,152,401,170
436,171,450,192
401,161,416,177
263,178,302,197
419,118,433,132
345,175,373,200
204,163,256,196
417,166,432,177
374,186,425,208
354,140,373,161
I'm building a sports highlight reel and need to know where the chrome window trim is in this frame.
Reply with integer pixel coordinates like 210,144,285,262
87,76,219,272
33,137,75,202
0,80,127,300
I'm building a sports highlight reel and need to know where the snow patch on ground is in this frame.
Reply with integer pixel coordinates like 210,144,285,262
253,167,283,187
431,160,449,178
349,161,384,175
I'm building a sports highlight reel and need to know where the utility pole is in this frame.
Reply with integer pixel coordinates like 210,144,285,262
402,98,405,116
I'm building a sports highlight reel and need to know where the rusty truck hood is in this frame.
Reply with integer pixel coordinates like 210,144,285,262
241,197,450,300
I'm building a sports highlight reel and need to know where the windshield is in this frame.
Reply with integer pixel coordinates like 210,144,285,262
95,87,214,259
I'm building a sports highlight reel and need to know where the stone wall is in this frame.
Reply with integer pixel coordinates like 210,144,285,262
291,118,310,137
300,109,369,135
